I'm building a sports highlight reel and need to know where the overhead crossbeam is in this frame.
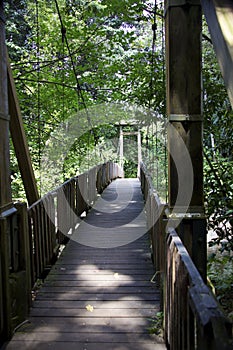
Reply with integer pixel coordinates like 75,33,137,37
201,0,233,108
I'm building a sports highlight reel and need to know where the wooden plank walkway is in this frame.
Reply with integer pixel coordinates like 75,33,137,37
3,179,166,350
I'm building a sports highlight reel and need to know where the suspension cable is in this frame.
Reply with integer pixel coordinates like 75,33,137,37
161,1,168,202
36,0,42,196
149,0,157,109
149,0,159,190
61,21,65,123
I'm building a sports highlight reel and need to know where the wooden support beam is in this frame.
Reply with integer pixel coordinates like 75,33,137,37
119,126,124,170
7,55,39,206
0,2,12,213
165,0,203,211
137,130,142,178
0,217,12,339
165,0,207,279
201,0,233,108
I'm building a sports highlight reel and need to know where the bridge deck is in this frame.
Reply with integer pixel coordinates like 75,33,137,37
4,179,166,350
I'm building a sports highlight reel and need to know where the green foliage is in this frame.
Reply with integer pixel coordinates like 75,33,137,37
5,0,166,198
202,19,233,254
148,311,164,337
204,153,233,253
207,254,233,320
10,142,26,201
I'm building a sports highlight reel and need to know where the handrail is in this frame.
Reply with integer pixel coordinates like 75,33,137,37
140,162,232,350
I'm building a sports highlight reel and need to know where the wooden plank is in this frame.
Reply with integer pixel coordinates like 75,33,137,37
32,300,158,309
45,274,153,281
201,0,233,108
56,259,152,264
4,341,166,350
42,280,157,288
15,320,151,335
35,292,160,301
38,286,156,294
54,261,152,266
27,316,155,328
58,252,151,258
12,332,160,342
29,308,158,318
50,267,153,274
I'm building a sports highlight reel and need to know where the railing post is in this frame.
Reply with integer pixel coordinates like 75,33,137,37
119,126,124,170
15,202,31,309
0,217,12,341
137,129,142,178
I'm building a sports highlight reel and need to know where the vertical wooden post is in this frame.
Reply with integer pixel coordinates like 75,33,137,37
0,217,12,339
119,125,124,170
15,202,32,308
165,0,207,279
0,3,14,339
137,129,142,178
0,1,12,214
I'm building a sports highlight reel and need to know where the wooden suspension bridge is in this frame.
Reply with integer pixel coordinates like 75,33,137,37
0,1,233,349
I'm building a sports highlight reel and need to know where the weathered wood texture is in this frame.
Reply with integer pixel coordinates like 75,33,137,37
165,0,207,284
165,0,204,210
4,178,165,350
201,0,233,108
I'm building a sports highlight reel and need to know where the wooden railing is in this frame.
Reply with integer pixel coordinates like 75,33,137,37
140,163,232,350
0,161,122,345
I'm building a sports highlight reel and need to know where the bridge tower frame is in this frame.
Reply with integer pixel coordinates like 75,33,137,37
165,0,207,279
